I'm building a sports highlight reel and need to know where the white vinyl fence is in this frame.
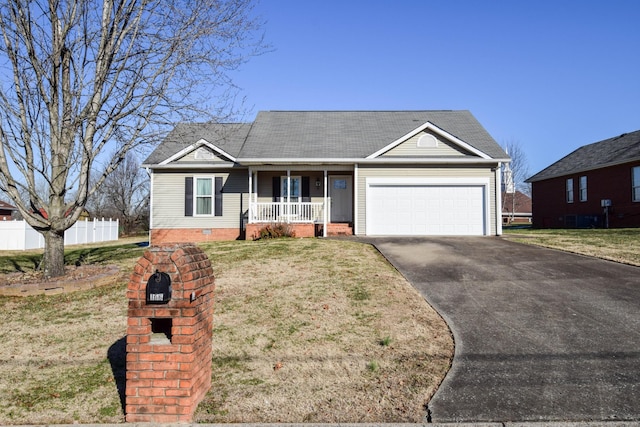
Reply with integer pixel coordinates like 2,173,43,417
0,218,119,250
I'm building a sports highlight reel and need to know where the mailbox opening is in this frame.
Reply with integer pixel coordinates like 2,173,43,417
150,318,172,344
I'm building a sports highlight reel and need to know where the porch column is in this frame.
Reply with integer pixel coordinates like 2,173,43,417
248,168,253,224
286,169,291,223
323,170,328,237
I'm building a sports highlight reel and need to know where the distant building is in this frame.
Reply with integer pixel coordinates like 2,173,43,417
502,190,532,225
0,200,17,221
527,130,640,228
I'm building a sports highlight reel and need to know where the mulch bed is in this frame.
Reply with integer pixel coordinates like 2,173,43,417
0,265,121,297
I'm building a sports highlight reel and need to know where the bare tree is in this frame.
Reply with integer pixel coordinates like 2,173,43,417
89,152,149,235
0,0,264,277
502,140,531,224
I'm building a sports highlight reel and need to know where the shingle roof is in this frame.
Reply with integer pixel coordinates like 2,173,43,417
144,110,507,165
143,122,252,165
527,130,640,182
240,110,506,159
0,200,16,210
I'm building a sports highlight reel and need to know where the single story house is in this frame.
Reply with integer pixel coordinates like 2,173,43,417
143,110,510,243
501,190,532,225
526,130,640,228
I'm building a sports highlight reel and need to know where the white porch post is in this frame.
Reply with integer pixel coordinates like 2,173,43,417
248,168,253,224
286,169,291,223
323,170,328,237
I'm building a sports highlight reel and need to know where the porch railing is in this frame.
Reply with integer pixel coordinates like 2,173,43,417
250,201,326,223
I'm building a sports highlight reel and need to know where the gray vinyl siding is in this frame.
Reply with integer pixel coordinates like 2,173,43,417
382,131,471,157
152,169,248,229
356,165,497,235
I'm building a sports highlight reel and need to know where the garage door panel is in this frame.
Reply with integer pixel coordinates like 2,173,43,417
367,184,486,236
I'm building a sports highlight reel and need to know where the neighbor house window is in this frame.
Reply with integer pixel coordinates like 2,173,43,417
633,166,640,202
579,176,587,202
566,178,574,203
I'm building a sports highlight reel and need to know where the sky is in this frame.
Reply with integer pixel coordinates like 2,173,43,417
229,0,640,177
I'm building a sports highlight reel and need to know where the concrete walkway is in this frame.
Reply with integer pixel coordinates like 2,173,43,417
370,237,640,423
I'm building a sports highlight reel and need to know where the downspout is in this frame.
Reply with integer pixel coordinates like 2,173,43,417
323,170,328,237
248,168,252,224
496,164,503,236
146,167,153,244
353,163,359,236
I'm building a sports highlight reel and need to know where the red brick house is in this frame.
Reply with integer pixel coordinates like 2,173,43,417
526,130,640,228
502,190,532,225
0,200,17,221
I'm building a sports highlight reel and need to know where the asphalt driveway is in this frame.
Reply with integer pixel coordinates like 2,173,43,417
371,236,640,423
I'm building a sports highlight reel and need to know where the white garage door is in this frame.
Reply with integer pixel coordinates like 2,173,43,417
367,184,486,236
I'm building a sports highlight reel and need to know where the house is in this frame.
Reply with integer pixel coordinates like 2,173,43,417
0,200,17,221
501,191,532,225
143,110,510,243
526,130,640,228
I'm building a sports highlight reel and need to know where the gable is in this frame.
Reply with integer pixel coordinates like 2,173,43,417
175,146,235,164
381,130,477,158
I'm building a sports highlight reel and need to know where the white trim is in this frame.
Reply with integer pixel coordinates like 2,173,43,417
148,168,154,237
236,157,506,165
323,170,328,237
366,122,493,160
495,166,502,236
365,177,491,236
354,163,359,235
159,138,237,165
193,175,216,216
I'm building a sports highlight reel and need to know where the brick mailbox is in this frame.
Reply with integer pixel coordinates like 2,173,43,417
125,243,214,423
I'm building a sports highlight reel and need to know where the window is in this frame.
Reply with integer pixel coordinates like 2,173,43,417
633,166,640,202
579,176,587,202
417,134,438,148
281,176,301,202
566,178,574,203
196,178,213,214
184,176,223,216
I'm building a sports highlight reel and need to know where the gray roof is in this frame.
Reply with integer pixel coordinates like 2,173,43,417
527,130,640,182
143,122,252,165
144,110,508,165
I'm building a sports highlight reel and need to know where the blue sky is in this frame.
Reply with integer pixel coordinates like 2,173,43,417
231,0,640,176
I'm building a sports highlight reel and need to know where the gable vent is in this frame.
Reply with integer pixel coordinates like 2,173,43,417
417,134,438,148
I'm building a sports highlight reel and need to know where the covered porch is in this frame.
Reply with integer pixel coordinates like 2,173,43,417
246,167,354,238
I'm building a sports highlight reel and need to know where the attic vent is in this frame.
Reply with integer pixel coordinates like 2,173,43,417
194,147,215,160
417,134,438,148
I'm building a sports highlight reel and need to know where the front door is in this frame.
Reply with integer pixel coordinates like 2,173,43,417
330,176,353,222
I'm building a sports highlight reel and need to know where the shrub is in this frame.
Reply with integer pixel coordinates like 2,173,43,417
253,223,296,240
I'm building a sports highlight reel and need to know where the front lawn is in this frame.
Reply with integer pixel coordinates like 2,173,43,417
0,238,453,424
503,228,640,266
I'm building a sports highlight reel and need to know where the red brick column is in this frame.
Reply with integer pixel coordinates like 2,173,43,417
125,243,214,423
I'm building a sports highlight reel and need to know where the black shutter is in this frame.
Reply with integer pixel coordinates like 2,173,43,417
185,177,193,216
302,176,310,202
214,176,223,216
272,176,280,201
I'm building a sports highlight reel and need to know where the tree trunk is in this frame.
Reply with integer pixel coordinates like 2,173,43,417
43,230,66,278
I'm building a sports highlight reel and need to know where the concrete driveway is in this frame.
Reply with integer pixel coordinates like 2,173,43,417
371,236,640,423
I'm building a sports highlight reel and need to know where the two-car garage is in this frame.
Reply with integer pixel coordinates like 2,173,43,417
365,178,489,236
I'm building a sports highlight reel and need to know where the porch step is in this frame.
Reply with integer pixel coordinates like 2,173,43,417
326,223,353,236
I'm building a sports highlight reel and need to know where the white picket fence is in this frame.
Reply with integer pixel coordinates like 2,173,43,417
0,218,119,250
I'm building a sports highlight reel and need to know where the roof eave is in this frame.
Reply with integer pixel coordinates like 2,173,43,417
527,156,640,183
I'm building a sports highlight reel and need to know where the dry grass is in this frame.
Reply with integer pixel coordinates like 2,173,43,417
503,228,640,266
0,237,453,424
